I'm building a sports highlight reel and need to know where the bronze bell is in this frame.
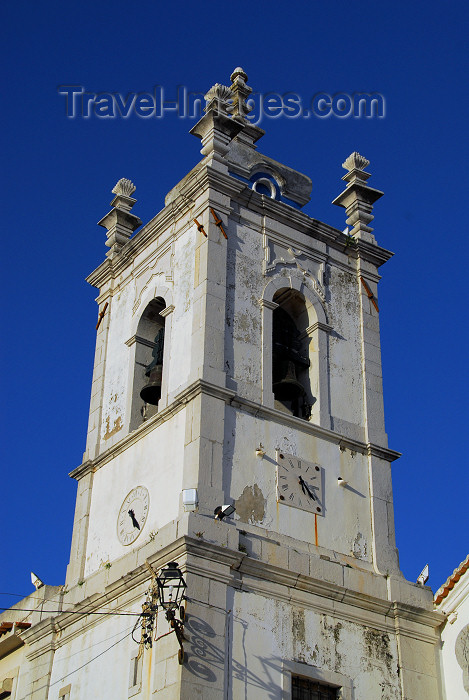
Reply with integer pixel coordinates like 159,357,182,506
273,360,306,400
140,364,163,405
273,360,308,417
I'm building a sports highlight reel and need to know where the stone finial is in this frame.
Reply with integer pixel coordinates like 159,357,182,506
97,178,142,259
229,66,252,121
231,66,248,82
191,78,244,169
190,67,263,165
204,83,233,116
342,152,370,173
112,178,136,197
332,153,383,242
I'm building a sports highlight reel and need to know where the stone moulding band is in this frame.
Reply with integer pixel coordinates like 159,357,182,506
70,380,400,482
40,533,442,651
125,334,156,349
85,163,394,293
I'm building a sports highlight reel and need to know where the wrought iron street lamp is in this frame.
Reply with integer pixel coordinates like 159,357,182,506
156,561,187,663
156,561,187,611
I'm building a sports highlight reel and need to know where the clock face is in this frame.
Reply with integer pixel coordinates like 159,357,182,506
276,452,323,515
117,486,150,546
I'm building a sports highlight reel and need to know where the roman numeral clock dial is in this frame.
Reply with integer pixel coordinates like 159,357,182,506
117,486,150,546
276,453,324,514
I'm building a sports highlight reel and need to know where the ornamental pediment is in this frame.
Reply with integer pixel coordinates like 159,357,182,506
263,239,326,302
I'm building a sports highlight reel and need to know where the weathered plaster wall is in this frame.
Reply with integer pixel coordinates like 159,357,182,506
50,619,134,699
224,407,373,562
230,590,402,699
87,223,195,456
225,215,264,403
100,282,133,445
168,230,195,397
48,603,181,700
438,580,469,699
0,646,23,700
84,410,186,577
224,205,374,445
327,266,365,439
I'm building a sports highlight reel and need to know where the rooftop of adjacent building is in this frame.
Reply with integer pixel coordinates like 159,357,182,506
434,553,469,607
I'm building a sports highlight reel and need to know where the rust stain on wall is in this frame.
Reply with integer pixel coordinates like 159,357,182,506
103,415,123,440
235,484,265,524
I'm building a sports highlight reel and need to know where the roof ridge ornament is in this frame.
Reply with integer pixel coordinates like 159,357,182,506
204,83,233,116
190,68,264,164
229,66,252,121
342,152,370,172
97,178,142,259
332,152,384,242
112,178,136,197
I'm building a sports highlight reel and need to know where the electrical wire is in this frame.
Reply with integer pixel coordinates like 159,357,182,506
0,607,141,617
13,626,134,700
0,591,142,616
49,627,133,687
1,595,223,619
185,596,230,613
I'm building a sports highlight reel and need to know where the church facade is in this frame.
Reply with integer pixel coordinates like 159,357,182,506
0,69,448,699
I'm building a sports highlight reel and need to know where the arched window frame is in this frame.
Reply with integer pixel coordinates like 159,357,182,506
124,286,174,432
260,271,332,428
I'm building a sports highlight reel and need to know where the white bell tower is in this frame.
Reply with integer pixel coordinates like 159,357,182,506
5,68,443,700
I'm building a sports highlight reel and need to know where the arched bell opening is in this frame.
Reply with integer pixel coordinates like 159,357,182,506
130,297,166,430
272,289,313,420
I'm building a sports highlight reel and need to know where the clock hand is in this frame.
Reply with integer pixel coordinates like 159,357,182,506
300,478,316,501
128,509,141,530
298,476,307,495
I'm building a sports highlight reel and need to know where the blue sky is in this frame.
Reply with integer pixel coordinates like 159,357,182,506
1,0,467,612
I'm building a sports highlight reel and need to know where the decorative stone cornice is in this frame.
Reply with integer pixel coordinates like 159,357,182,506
58,534,442,640
69,400,185,479
367,442,401,462
303,321,333,336
86,163,393,293
159,304,175,317
18,523,442,656
86,258,113,290
0,626,26,656
22,618,58,660
87,166,245,289
236,556,442,638
70,378,400,481
354,236,394,267
174,379,236,406
390,601,445,634
259,299,279,310
124,334,156,349
69,459,94,481
69,380,236,480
